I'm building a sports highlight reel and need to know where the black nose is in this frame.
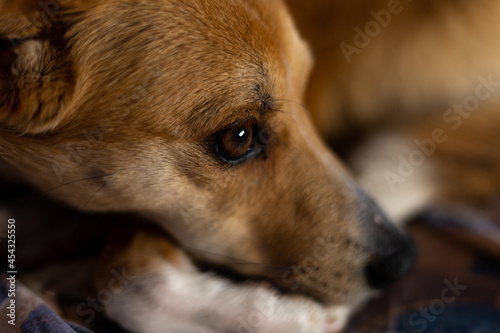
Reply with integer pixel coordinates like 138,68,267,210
365,236,417,289
355,188,418,289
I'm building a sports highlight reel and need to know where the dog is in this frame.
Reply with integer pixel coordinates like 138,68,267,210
5,0,479,332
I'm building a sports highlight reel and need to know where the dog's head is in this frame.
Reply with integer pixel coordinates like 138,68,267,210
0,0,416,308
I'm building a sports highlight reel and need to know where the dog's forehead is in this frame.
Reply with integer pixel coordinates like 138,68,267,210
146,0,286,139
68,0,290,139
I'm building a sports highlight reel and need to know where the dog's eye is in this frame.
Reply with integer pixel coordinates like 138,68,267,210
216,122,255,162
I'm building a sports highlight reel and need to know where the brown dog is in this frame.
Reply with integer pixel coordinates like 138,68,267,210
88,0,500,332
0,0,418,332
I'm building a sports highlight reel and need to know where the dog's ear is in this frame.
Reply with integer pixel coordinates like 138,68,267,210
0,0,75,134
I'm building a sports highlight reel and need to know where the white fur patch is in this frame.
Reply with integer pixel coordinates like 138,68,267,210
104,253,345,333
351,133,436,224
324,306,350,332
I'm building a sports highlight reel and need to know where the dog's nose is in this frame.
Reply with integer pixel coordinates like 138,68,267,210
356,190,418,289
365,237,417,289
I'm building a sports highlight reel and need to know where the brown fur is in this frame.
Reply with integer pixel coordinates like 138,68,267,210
408,106,500,203
286,0,500,143
94,222,186,291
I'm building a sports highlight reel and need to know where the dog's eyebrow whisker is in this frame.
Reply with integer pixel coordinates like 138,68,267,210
274,98,311,114
43,174,113,194
83,182,107,209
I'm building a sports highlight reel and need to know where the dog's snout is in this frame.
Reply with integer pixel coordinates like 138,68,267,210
365,238,417,289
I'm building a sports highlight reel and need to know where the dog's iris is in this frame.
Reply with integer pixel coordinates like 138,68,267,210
216,122,254,162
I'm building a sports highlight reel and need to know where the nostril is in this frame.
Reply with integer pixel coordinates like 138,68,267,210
365,238,418,289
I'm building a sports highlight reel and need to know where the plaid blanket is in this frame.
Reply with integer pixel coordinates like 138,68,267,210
0,275,93,333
